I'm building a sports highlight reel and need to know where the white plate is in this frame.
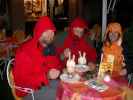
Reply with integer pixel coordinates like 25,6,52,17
75,64,90,72
60,73,80,83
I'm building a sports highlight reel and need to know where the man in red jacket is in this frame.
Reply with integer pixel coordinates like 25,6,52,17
12,16,62,99
58,17,97,70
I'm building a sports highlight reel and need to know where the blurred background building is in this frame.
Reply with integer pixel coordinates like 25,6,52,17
0,0,133,34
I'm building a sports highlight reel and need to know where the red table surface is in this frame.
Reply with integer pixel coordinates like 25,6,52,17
56,77,133,100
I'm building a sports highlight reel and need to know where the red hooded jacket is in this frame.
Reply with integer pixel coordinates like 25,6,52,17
58,17,97,63
12,16,62,96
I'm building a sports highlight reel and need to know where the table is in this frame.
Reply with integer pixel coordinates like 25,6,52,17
56,77,133,100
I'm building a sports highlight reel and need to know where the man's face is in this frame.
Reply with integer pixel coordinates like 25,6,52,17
39,30,55,47
108,32,119,42
73,27,84,38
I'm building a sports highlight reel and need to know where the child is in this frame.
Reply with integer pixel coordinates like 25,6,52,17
101,22,127,78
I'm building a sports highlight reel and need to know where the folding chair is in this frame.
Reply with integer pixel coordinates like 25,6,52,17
6,59,35,100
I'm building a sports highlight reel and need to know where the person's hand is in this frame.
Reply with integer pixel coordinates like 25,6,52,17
48,69,60,79
122,62,126,67
120,68,127,76
88,62,96,71
64,48,71,58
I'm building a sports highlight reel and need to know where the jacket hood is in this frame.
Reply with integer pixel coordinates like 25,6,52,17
33,16,56,43
104,22,123,40
68,17,88,39
70,17,88,29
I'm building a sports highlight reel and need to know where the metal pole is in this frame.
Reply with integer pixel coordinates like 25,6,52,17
107,0,113,14
112,0,117,12
102,0,107,41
